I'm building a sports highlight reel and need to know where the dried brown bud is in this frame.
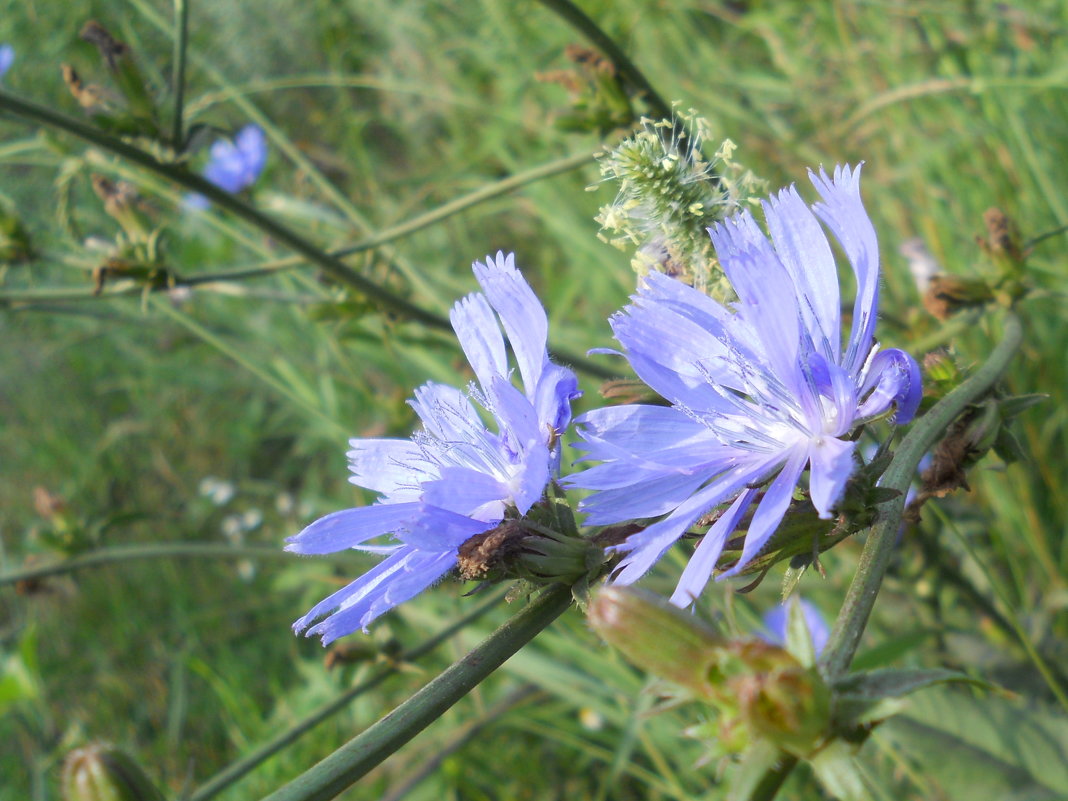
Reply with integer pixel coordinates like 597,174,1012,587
80,21,129,71
456,520,529,580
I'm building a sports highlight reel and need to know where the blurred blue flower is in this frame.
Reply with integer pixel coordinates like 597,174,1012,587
187,124,267,208
0,44,14,80
762,597,829,655
287,252,580,643
568,165,922,607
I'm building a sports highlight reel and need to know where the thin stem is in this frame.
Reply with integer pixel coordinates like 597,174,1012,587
259,584,573,801
187,590,508,801
333,151,595,257
0,543,291,587
819,312,1024,680
0,89,450,330
534,0,671,120
171,0,189,148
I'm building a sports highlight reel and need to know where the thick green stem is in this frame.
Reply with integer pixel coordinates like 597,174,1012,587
0,90,450,330
259,585,573,801
819,312,1024,680
0,543,292,587
187,590,507,801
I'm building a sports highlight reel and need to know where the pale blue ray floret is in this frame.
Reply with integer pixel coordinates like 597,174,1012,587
761,597,830,656
0,44,13,80
567,165,922,607
187,124,267,208
287,253,580,644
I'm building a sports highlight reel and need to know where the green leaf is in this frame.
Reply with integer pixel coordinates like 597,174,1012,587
833,668,993,700
878,686,1068,799
809,739,868,801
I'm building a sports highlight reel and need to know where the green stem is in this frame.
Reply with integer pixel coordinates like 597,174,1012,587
171,0,189,148
533,0,671,120
378,685,541,801
0,543,291,587
187,590,508,801
259,585,573,801
819,311,1024,680
0,89,450,330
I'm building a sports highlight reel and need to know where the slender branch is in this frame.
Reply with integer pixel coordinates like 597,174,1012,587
258,584,573,801
171,0,189,147
0,543,293,587
0,89,450,330
187,590,508,801
533,0,671,120
819,312,1024,680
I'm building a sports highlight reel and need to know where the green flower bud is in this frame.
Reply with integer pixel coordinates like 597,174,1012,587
61,744,165,801
587,586,726,699
733,665,832,757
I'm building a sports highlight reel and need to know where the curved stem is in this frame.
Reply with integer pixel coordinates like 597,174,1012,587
534,0,671,120
259,584,573,801
0,89,451,330
0,543,293,587
819,312,1024,680
187,590,508,801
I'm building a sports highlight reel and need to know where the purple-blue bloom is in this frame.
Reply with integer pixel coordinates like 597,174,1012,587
0,44,13,80
568,165,921,607
187,125,267,208
287,252,580,644
761,597,829,656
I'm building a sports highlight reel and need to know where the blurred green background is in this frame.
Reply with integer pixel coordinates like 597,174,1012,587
2,1,1066,799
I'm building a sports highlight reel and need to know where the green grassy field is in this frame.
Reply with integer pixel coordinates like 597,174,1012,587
2,1,1066,799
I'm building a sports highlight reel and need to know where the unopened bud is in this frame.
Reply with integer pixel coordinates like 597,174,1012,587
733,665,831,756
923,274,994,320
61,744,165,801
587,586,726,699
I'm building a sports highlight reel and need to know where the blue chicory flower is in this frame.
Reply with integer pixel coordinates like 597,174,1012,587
0,44,13,80
761,597,830,656
568,165,922,606
187,124,267,208
287,252,580,643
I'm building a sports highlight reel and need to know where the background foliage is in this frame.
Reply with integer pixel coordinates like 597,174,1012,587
2,1,1066,798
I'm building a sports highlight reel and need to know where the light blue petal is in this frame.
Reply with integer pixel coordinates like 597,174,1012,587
808,436,856,517
409,382,483,443
400,505,492,550
284,503,421,554
450,292,507,395
346,438,432,499
488,376,542,454
762,597,829,655
719,447,808,578
610,457,774,585
762,185,841,361
235,124,268,178
509,440,552,515
420,466,509,521
472,252,548,396
578,470,717,524
0,44,14,79
708,223,803,393
532,362,580,435
669,488,757,607
298,547,456,643
572,404,711,457
809,165,880,377
857,347,923,424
